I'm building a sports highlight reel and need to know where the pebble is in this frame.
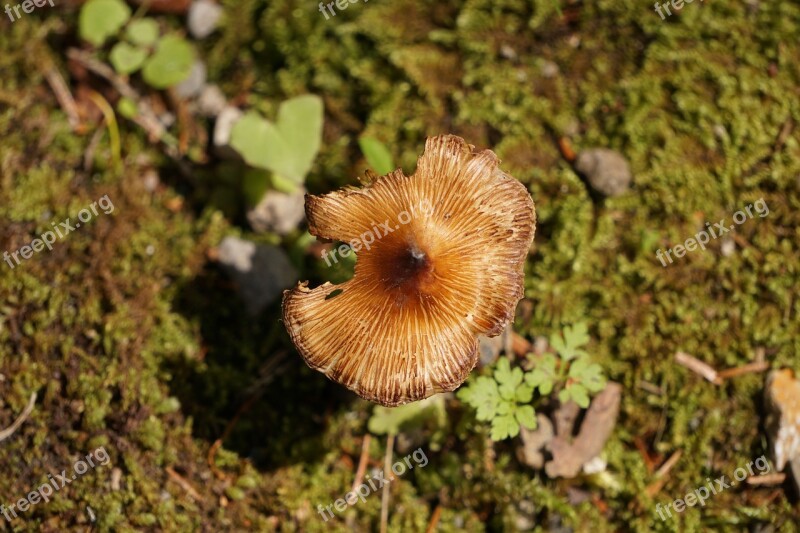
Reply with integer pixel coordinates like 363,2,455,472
720,238,735,257
196,84,227,117
574,148,632,197
188,0,223,39
213,106,243,159
216,236,298,315
246,188,306,235
175,60,207,99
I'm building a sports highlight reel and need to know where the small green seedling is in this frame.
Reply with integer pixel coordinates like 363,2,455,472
229,95,324,194
457,358,537,441
79,0,195,90
358,137,395,175
79,0,131,47
458,322,607,441
368,395,446,436
535,322,605,408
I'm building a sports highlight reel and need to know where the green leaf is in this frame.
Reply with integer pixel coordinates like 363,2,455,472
560,383,590,408
515,405,537,430
495,357,522,388
274,95,324,182
110,42,148,75
490,412,519,441
367,395,443,435
570,356,606,393
457,376,500,422
229,95,324,185
359,137,395,175
142,35,195,89
126,18,159,47
556,322,590,361
117,97,138,119
525,353,557,395
515,383,533,403
496,358,523,401
270,174,299,194
79,0,131,47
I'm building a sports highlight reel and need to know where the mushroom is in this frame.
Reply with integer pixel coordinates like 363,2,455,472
282,135,536,406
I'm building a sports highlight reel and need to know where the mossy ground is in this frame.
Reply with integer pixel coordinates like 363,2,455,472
1,0,799,531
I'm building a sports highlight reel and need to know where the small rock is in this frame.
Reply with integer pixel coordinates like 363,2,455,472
721,238,736,257
188,0,223,39
175,60,207,99
477,334,504,367
213,106,242,159
110,468,122,491
516,414,554,469
247,188,306,235
574,148,632,198
533,336,549,356
143,169,159,192
582,456,607,475
159,112,175,129
540,60,559,78
196,85,227,117
499,44,517,61
217,236,298,315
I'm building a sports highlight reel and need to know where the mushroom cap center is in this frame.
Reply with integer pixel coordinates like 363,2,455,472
384,242,435,292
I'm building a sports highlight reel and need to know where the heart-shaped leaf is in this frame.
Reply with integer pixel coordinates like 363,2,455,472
110,42,148,75
229,95,323,185
359,137,395,175
126,18,159,47
142,35,195,89
79,0,131,47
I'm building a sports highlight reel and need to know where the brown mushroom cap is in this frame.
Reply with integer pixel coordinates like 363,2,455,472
282,135,535,406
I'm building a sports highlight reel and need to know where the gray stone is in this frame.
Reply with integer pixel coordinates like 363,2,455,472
175,60,207,99
477,334,503,367
196,85,227,117
574,148,632,197
217,236,298,315
247,188,306,235
213,106,242,159
188,0,223,40
721,238,736,257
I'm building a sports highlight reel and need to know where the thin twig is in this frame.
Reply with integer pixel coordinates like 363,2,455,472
165,466,204,501
0,392,37,442
351,434,372,493
511,331,532,357
43,65,81,131
66,48,179,158
675,352,720,384
717,361,770,380
746,473,786,486
380,433,395,533
425,504,442,533
645,450,683,496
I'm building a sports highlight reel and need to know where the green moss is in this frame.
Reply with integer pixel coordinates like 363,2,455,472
1,0,798,530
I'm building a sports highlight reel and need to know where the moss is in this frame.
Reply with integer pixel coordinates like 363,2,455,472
1,0,799,530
